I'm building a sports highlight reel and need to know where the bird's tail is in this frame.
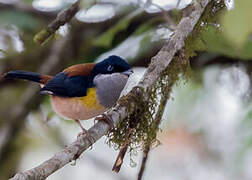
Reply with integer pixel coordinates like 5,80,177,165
2,70,52,84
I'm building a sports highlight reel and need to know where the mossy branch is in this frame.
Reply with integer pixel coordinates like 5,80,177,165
34,0,80,45
10,0,211,179
137,50,189,179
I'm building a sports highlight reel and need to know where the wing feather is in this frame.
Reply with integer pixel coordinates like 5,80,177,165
40,72,92,97
63,63,95,77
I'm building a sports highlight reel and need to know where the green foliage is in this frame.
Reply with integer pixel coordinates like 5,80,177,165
184,0,225,59
93,17,132,47
185,0,252,60
93,10,143,48
222,0,252,48
138,32,154,55
0,10,40,31
133,17,162,36
23,0,33,5
191,25,252,59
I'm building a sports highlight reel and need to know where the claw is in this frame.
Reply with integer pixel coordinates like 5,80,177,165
74,119,95,148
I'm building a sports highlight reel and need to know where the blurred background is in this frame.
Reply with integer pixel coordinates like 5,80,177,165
1,0,252,179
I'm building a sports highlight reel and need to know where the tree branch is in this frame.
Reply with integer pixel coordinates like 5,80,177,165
34,0,80,45
0,34,72,161
10,0,211,179
0,24,85,178
137,50,186,179
0,36,72,179
137,145,150,180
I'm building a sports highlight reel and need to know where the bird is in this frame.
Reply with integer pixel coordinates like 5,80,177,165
3,55,133,141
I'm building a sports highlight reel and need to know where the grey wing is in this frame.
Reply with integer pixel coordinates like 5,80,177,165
93,73,129,108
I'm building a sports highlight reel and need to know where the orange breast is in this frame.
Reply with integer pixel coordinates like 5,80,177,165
50,88,106,120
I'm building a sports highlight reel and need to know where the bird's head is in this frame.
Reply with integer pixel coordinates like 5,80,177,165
91,55,133,77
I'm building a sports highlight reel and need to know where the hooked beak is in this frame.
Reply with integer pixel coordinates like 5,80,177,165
122,69,133,77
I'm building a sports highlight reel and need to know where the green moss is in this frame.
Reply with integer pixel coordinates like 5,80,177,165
186,1,252,60
107,51,190,158
184,0,226,59
106,0,225,162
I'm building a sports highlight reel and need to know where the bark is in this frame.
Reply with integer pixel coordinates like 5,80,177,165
10,0,211,179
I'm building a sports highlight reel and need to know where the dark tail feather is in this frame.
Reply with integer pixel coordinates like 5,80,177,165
3,70,52,84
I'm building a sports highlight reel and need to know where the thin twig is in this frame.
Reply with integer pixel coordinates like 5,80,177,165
10,0,211,179
137,145,150,180
34,0,80,45
137,49,188,179
137,56,176,179
112,128,134,172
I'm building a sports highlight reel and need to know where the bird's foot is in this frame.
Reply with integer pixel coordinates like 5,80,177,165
94,114,114,130
74,119,95,147
77,128,95,147
74,128,95,160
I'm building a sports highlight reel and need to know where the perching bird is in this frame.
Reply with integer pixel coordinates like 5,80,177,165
3,55,133,139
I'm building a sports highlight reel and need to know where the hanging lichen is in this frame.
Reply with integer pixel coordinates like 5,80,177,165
185,0,226,59
106,0,226,162
107,50,190,154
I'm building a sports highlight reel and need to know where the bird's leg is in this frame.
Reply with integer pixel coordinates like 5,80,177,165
94,114,114,130
74,119,95,145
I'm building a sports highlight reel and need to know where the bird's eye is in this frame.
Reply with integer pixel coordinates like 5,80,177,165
107,65,114,71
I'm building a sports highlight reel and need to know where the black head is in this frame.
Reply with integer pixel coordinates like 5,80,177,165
91,55,131,77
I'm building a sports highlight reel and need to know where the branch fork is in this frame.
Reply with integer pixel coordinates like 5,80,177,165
10,0,211,179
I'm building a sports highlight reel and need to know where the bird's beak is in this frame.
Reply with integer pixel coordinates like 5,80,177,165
122,69,133,77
